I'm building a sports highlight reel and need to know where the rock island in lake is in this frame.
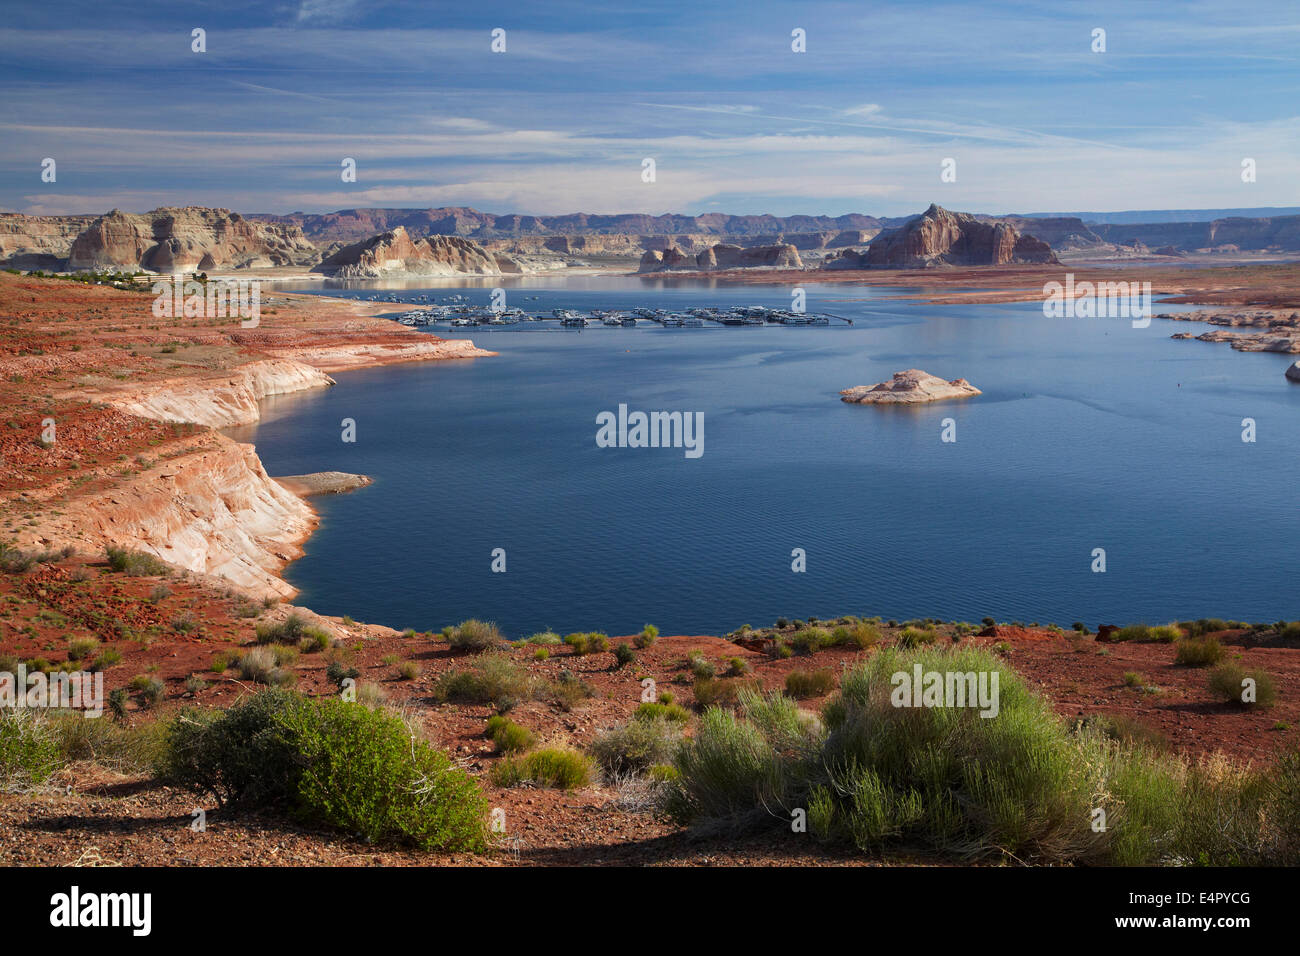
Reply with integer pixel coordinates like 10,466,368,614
840,369,981,405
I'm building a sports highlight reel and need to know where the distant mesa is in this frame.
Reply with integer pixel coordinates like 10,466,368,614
840,369,982,405
312,226,501,278
824,204,1059,270
65,207,317,272
637,241,802,273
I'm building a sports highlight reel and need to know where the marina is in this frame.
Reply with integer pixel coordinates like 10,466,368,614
389,302,847,329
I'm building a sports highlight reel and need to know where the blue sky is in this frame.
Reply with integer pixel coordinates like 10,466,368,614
2,0,1298,218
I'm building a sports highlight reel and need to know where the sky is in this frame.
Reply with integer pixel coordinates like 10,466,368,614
1,0,1298,219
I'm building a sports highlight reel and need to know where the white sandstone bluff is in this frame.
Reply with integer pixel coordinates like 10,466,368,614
840,369,982,405
38,340,492,598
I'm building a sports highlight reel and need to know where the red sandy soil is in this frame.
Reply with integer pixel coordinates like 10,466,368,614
1,554,1297,866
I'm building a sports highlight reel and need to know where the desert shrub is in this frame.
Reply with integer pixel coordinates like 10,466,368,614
661,645,1212,864
589,718,682,776
0,710,62,791
693,676,749,709
1278,622,1300,641
130,675,166,708
896,627,935,649
434,653,535,710
91,648,122,671
533,648,550,661
238,648,293,687
66,637,100,661
526,631,561,646
613,643,636,668
490,748,592,789
397,660,420,680
790,628,830,655
298,627,331,653
1208,664,1277,707
105,547,170,577
161,689,486,850
549,669,596,711
158,688,302,807
686,652,715,679
584,632,609,654
448,619,503,653
47,712,167,773
485,716,535,754
724,657,752,677
663,707,785,827
108,688,128,720
268,644,299,667
785,668,836,699
1175,637,1226,668
634,624,658,649
283,699,487,849
185,674,207,694
255,613,308,645
634,701,690,723
1122,671,1145,688
325,659,360,686
831,622,880,649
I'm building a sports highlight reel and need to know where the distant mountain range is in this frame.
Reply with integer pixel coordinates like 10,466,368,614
4,203,1300,273
1013,207,1300,225
246,207,897,243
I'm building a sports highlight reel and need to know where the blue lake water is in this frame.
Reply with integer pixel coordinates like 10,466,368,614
227,277,1300,637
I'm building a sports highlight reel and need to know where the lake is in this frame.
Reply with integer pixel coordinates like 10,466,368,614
226,276,1300,637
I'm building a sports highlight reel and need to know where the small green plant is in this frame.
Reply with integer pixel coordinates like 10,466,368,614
255,613,308,645
1208,664,1277,707
612,643,636,668
897,627,936,649
490,748,592,790
1123,671,1145,688
785,668,836,699
66,637,100,661
790,628,830,655
1175,637,1226,668
484,716,535,754
105,547,170,577
724,657,752,677
687,652,715,679
634,624,659,649
398,661,420,680
447,619,503,653
433,653,535,711
635,701,690,723
589,717,683,776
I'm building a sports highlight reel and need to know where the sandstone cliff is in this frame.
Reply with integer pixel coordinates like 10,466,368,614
84,359,336,428
638,242,803,272
850,204,1059,269
31,434,316,599
66,207,318,272
313,226,501,278
0,212,97,269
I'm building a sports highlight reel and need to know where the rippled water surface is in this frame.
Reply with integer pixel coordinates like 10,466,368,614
226,278,1300,636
